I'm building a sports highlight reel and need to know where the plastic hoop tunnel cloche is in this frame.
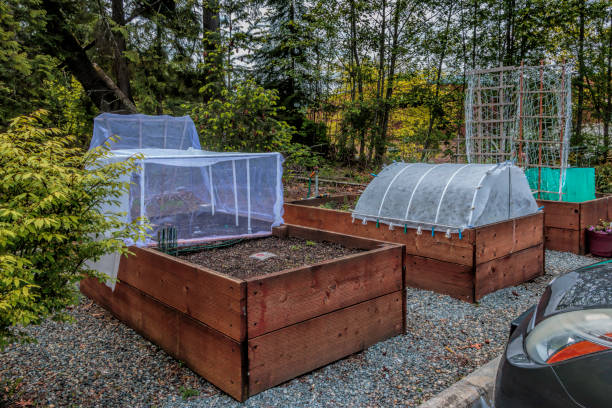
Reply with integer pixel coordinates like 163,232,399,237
352,162,539,233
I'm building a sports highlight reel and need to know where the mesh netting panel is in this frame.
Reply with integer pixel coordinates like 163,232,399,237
91,113,201,150
465,64,572,200
99,149,283,246
352,162,538,232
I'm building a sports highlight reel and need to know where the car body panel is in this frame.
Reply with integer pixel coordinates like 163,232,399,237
554,350,612,408
495,260,612,408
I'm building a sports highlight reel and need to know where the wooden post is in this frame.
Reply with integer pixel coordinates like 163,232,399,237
557,62,566,201
537,60,544,199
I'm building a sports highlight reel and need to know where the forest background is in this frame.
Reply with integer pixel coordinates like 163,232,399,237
1,0,610,191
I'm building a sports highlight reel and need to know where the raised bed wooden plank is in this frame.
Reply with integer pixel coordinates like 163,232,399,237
79,279,246,400
536,200,580,230
580,197,610,230
543,227,581,253
247,291,403,395
404,254,475,302
117,247,246,341
246,246,403,338
277,224,385,250
475,213,543,264
290,194,360,207
474,244,544,301
283,204,475,266
580,197,610,254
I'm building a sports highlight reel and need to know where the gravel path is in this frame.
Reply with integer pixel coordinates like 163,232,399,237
1,250,602,407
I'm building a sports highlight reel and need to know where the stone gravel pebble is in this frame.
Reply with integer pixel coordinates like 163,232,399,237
0,250,603,407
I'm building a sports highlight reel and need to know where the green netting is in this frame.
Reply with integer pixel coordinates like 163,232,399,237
526,167,596,202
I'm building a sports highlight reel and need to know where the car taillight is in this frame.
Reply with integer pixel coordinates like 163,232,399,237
525,309,612,365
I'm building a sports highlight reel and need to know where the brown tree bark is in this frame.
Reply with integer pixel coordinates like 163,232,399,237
574,0,585,145
202,0,221,102
41,0,137,113
111,0,133,102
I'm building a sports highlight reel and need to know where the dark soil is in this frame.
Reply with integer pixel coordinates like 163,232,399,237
178,236,364,279
316,197,360,211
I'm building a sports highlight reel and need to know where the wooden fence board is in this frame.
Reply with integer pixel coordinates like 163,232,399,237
246,246,402,338
117,247,246,341
247,291,403,395
404,254,475,302
474,244,544,300
79,279,246,400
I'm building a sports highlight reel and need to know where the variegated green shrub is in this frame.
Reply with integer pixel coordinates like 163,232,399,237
0,110,147,347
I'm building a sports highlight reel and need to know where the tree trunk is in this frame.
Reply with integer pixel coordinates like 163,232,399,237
369,0,386,164
421,1,454,161
472,0,477,69
41,0,137,113
574,0,585,146
202,0,221,102
374,0,403,164
349,0,367,163
503,0,516,65
111,0,133,102
604,10,612,157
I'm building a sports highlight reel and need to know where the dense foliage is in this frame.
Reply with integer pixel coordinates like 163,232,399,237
1,0,610,169
0,111,146,347
191,79,319,169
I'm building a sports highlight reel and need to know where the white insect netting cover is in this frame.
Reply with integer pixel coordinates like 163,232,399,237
91,113,201,150
92,114,284,247
352,162,538,233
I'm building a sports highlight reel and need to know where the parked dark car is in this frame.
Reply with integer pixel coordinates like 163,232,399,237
495,260,612,408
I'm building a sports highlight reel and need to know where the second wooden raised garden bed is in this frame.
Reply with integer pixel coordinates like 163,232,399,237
80,224,405,401
285,195,544,303
537,196,611,254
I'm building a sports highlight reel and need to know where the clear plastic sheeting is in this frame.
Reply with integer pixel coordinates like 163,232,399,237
352,162,538,233
99,148,284,247
90,113,201,151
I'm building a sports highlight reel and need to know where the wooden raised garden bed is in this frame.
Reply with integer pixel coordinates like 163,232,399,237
285,195,544,303
80,224,405,401
536,196,611,254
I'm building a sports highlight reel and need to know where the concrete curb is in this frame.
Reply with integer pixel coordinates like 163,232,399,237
417,355,501,408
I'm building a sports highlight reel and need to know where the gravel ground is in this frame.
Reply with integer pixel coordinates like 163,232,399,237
178,236,362,279
0,250,603,407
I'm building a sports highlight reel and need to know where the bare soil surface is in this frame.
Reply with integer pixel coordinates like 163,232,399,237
284,180,364,201
316,197,360,211
178,236,364,279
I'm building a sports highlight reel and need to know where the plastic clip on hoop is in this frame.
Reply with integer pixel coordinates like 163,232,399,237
376,219,380,228
431,227,435,237
404,224,407,234
459,229,463,240
417,226,422,235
